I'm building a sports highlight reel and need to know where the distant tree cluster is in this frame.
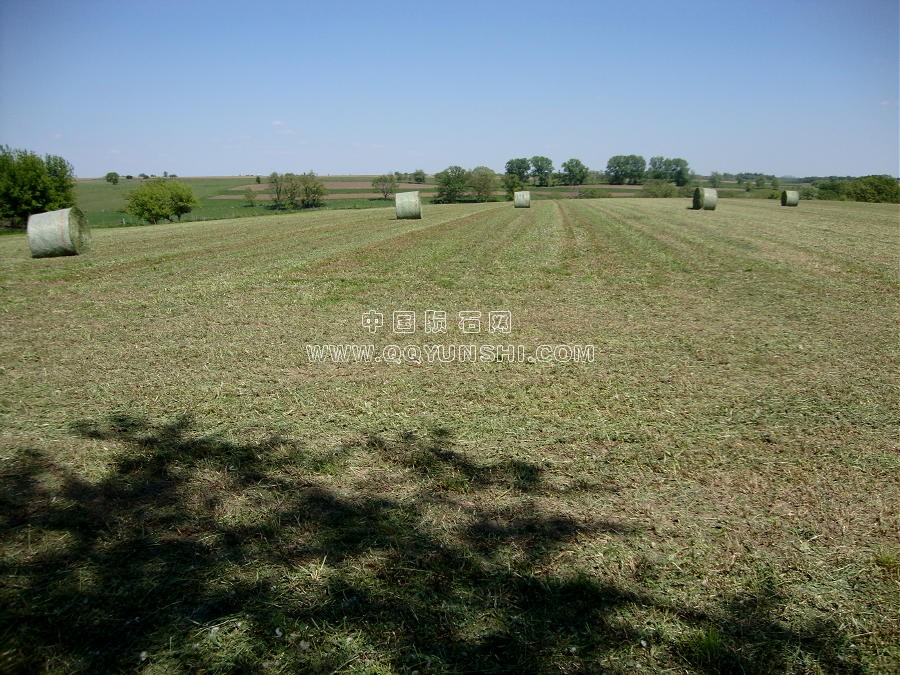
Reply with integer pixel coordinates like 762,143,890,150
646,157,691,186
268,172,327,209
499,156,591,199
606,155,647,185
390,170,427,184
560,158,590,186
432,165,498,203
709,171,898,202
604,155,692,186
813,175,899,203
125,179,198,224
734,172,776,186
0,146,75,228
504,156,569,188
373,170,428,199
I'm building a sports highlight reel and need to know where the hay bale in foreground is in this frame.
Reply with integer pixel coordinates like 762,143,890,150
395,191,421,219
514,190,531,208
692,187,718,210
781,190,799,206
27,207,91,258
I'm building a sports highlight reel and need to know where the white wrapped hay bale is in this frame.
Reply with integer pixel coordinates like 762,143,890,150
27,207,91,258
692,187,718,211
513,190,531,208
781,190,799,207
395,191,421,219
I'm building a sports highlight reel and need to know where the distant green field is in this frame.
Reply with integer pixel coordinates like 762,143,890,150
75,176,262,227
75,176,445,228
1,198,897,672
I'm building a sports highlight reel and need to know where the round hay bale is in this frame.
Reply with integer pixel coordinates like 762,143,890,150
395,191,421,220
27,207,91,258
514,190,531,208
781,190,799,207
692,187,718,210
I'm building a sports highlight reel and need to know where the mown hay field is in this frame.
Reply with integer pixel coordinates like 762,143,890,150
1,198,897,673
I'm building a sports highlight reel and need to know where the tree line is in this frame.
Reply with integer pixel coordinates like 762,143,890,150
415,155,695,204
2,144,897,229
265,172,327,210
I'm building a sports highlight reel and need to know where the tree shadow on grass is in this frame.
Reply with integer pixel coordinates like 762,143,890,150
676,572,867,674
0,414,866,673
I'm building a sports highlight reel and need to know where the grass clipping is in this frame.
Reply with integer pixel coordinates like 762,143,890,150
692,187,718,210
395,191,422,220
27,207,91,258
781,190,800,206
514,190,531,208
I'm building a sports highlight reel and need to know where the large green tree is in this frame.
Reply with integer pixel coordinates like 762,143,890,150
0,146,75,228
606,155,646,184
504,158,531,183
125,179,198,224
434,166,470,203
645,157,691,186
560,158,589,185
530,156,554,187
468,166,496,202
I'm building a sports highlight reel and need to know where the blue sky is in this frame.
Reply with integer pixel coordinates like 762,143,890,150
1,0,897,178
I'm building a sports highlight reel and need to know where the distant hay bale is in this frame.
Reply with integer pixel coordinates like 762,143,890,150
395,191,421,220
692,187,718,210
514,190,531,208
27,207,91,258
781,190,799,206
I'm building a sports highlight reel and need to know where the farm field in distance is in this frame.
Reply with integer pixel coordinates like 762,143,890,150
71,174,798,228
0,198,897,672
74,175,444,227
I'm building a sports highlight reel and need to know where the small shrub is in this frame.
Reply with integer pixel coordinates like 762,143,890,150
642,179,677,198
125,179,198,224
799,186,819,200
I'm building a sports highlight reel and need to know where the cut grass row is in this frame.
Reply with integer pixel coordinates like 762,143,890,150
0,198,897,672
